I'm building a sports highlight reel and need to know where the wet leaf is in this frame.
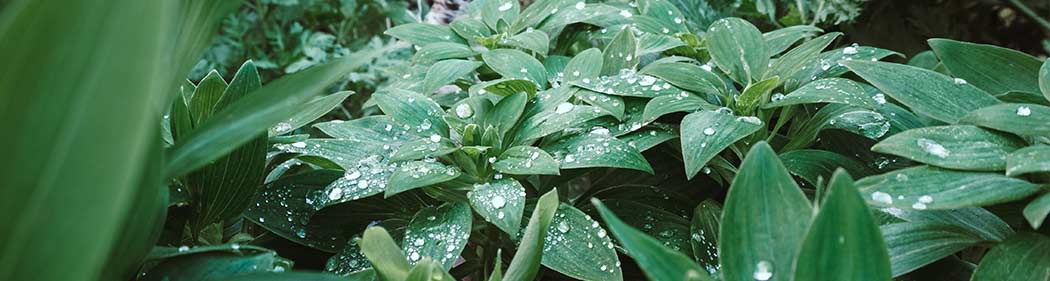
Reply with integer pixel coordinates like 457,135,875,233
961,103,1050,137
386,161,462,197
541,204,623,281
401,203,472,269
542,130,654,173
593,199,714,281
468,179,526,235
706,17,768,84
680,111,763,179
494,146,560,175
843,60,1000,124
856,165,1041,210
972,232,1050,281
872,125,1026,171
929,39,1042,95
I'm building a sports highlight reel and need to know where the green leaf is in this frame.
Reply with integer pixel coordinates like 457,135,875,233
1041,60,1050,102
391,136,458,161
468,179,526,235
494,146,560,175
779,149,876,187
843,60,1000,124
594,199,692,253
571,70,686,98
326,236,370,275
474,78,538,98
517,103,607,141
638,62,724,95
929,39,1042,96
577,90,626,120
0,1,186,279
720,142,812,281
680,111,764,179
402,202,472,269
483,49,547,87
872,125,1025,171
405,259,456,281
972,232,1050,281
1025,193,1050,229
620,124,678,152
543,130,654,173
734,76,779,115
763,78,875,109
386,161,462,197
187,71,229,125
763,25,823,56
856,165,1041,210
360,227,412,281
166,47,389,179
373,89,450,138
422,60,483,95
637,33,686,55
386,23,467,46
641,92,717,123
794,170,892,281
690,200,722,275
269,91,352,136
503,190,559,281
881,222,984,277
138,245,290,281
481,0,520,31
783,104,889,150
450,18,493,40
882,207,1013,242
593,199,714,281
186,62,269,232
541,204,624,281
505,29,550,55
706,17,769,84
961,103,1050,137
767,32,841,89
487,92,529,137
413,42,475,64
601,28,639,76
563,48,604,82
512,0,573,32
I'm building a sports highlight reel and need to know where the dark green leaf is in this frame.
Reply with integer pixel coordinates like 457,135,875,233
763,78,875,109
1024,193,1050,229
763,25,823,56
601,28,639,76
541,204,623,281
929,39,1042,95
483,49,547,87
386,161,462,197
563,48,604,82
843,60,1000,124
706,17,768,84
642,92,717,123
593,199,714,281
720,142,812,281
767,32,841,89
680,111,763,179
401,202,472,269
794,170,892,281
779,149,876,187
542,130,654,173
881,222,984,277
413,42,475,64
972,232,1050,281
783,104,889,150
373,89,450,138
620,124,678,152
572,70,686,98
503,190,559,281
961,103,1050,137
856,165,1041,210
872,125,1025,171
690,200,722,275
422,60,482,95
269,91,352,136
1041,59,1050,102
517,103,607,141
139,245,290,281
468,179,526,235
494,146,560,175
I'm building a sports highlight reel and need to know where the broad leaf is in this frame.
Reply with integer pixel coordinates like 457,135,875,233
386,161,462,197
413,42,475,64
421,60,482,95
871,125,1026,171
601,28,639,76
505,30,550,55
386,23,466,46
541,204,623,281
593,199,714,281
642,92,718,123
483,49,547,87
720,142,812,281
373,89,449,138
571,70,686,98
563,48,604,82
680,111,763,179
269,91,352,136
779,149,876,187
1041,60,1050,102
972,232,1050,281
503,190,559,281
929,39,1042,95
402,203,472,269
517,103,607,141
763,25,822,56
843,60,1000,124
794,170,892,281
543,130,654,173
494,146,560,175
961,103,1050,137
706,17,768,84
138,245,291,281
767,32,840,89
881,222,984,277
469,179,526,235
856,166,1041,210
638,62,724,95
763,78,875,109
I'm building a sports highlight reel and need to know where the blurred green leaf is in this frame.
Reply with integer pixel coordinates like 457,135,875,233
503,190,559,281
972,232,1050,281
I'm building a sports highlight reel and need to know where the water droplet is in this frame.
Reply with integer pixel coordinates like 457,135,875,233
954,78,968,84
1017,106,1032,116
916,138,950,158
911,202,927,210
178,245,190,252
291,141,307,148
753,260,773,280
498,2,513,11
297,229,307,238
871,191,893,204
414,238,425,246
575,1,585,9
597,229,607,238
345,170,361,180
491,196,506,209
770,93,785,102
409,252,421,261
703,128,715,135
430,134,442,142
456,104,473,118
555,102,575,114
328,187,344,200
873,93,887,104
842,46,859,55
918,195,933,203
557,221,571,233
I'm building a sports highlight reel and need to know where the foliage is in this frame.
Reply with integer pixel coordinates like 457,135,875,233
5,0,1050,281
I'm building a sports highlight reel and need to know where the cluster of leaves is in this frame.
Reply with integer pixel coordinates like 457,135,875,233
192,0,415,102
